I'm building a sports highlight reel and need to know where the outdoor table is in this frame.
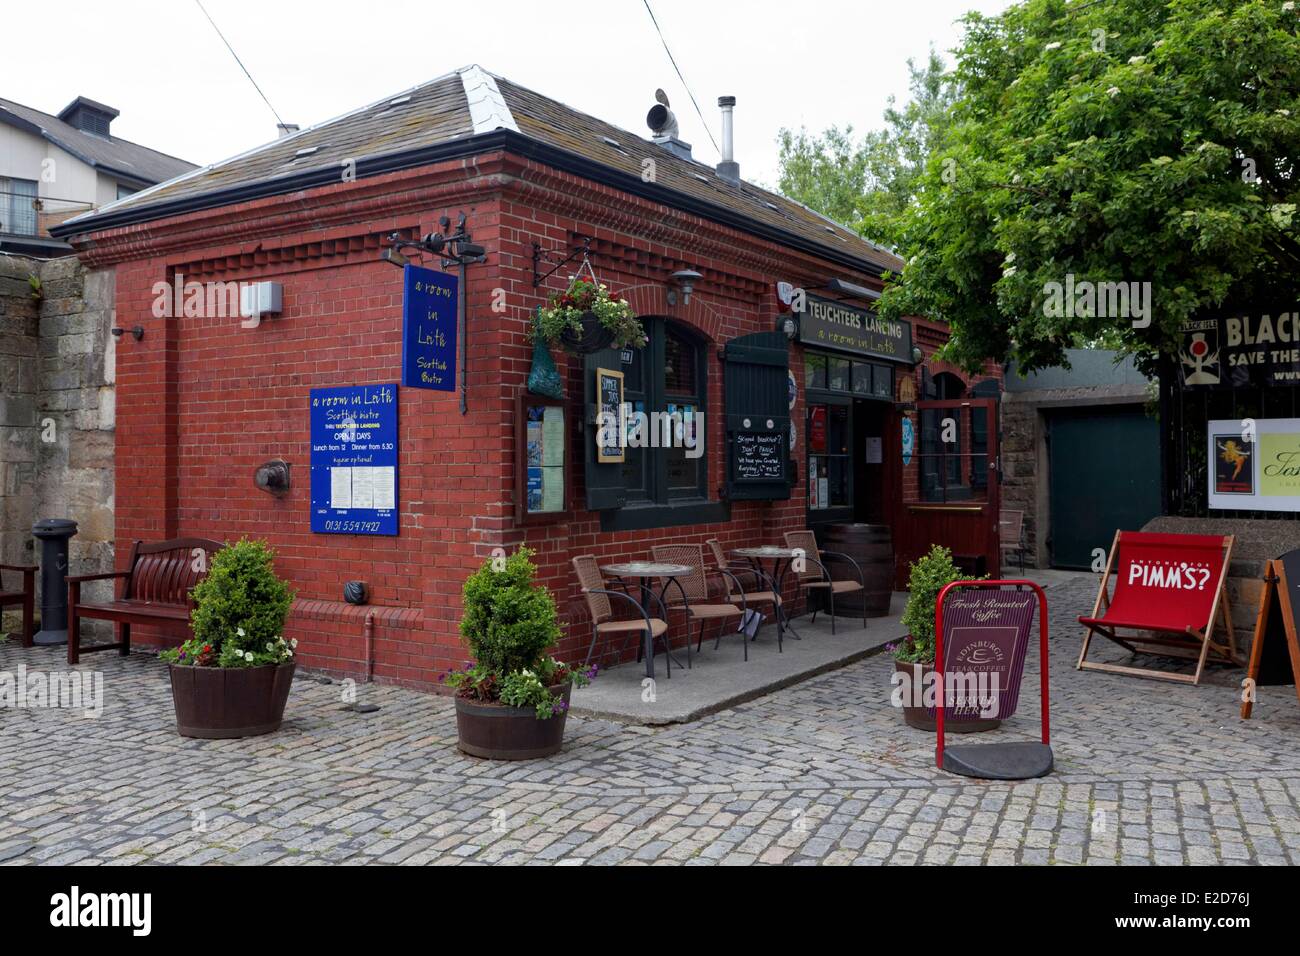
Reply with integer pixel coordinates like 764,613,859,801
732,546,803,639
601,561,691,678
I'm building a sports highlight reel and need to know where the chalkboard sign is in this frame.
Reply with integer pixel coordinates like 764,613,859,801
732,431,785,482
595,367,624,463
1242,548,1300,716
310,384,399,535
401,264,457,391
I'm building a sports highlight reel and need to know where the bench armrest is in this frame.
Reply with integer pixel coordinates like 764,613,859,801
0,563,37,573
67,570,130,585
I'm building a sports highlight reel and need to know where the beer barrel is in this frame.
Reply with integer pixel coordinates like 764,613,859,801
821,523,894,617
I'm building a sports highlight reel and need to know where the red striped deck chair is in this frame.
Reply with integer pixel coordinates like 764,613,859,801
1077,530,1241,685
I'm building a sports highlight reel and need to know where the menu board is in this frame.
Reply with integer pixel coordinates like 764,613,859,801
595,367,624,463
732,431,784,481
310,384,399,535
525,404,566,514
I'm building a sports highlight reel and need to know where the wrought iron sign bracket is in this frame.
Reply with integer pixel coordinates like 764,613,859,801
532,236,593,288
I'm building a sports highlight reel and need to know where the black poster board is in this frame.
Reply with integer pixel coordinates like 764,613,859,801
1241,548,1300,718
732,431,785,482
595,367,624,464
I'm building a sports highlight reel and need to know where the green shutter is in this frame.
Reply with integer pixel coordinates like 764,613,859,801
583,346,627,510
724,331,792,501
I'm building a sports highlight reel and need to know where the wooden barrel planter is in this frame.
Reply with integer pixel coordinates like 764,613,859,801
168,662,295,739
454,682,573,760
893,661,1001,733
823,523,894,617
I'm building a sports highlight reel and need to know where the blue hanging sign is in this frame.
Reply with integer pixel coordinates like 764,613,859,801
401,264,458,391
310,384,399,535
901,414,915,466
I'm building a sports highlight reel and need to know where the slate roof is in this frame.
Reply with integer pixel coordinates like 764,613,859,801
0,96,196,187
51,66,899,275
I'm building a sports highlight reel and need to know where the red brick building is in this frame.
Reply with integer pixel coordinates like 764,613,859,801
54,66,1002,690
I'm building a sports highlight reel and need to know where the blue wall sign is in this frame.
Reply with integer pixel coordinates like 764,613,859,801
401,264,458,391
310,384,399,535
901,415,915,466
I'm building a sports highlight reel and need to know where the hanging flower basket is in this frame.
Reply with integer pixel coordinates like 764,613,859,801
536,278,646,355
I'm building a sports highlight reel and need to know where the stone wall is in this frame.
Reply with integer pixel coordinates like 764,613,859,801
0,254,115,637
1143,516,1298,644
1001,350,1153,568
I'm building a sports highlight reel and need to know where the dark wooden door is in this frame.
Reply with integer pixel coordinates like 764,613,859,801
893,398,1001,586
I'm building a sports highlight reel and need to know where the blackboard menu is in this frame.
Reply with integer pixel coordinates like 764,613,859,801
732,431,785,481
595,367,624,463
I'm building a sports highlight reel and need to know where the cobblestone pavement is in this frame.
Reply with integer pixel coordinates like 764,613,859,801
2,576,1299,865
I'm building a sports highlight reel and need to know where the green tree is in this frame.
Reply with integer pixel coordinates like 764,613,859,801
877,0,1300,374
776,50,958,247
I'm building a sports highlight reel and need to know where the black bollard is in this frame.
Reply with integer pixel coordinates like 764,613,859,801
31,518,78,646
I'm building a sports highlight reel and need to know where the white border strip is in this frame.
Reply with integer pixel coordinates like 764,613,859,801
460,65,518,134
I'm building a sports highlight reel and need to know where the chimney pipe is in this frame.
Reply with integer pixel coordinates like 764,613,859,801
716,96,739,184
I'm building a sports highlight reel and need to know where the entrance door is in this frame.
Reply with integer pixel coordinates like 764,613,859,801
894,398,1001,584
1047,406,1161,569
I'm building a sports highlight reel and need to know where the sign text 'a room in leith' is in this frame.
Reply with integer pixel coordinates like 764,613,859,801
310,384,399,535
796,295,912,363
401,264,458,391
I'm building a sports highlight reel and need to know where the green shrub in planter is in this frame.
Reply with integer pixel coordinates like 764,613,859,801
445,546,593,718
162,538,296,667
893,545,968,665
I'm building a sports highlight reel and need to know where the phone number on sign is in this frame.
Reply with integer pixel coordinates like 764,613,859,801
321,519,384,533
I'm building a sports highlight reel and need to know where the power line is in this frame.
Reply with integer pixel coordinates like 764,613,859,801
640,0,719,155
194,0,286,127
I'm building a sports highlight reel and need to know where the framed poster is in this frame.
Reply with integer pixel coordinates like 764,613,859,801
310,384,398,535
595,367,625,463
400,264,457,391
1207,418,1300,512
516,391,568,523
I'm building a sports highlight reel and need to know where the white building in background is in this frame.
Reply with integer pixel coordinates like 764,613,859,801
0,95,195,256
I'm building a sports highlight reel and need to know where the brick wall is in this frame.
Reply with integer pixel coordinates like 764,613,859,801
69,152,967,690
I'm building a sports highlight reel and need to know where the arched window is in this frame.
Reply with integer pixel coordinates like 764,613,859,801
620,318,707,504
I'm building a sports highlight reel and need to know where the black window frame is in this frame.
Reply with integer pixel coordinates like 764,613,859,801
601,317,727,531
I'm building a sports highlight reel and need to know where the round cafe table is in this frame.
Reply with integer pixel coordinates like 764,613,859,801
601,561,691,678
732,546,803,639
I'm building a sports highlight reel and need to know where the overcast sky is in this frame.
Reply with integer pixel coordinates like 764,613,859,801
4,0,1012,189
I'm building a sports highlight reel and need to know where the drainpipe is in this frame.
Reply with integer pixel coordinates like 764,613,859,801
364,611,375,683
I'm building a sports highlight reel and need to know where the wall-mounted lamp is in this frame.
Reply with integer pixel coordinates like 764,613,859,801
780,316,798,340
911,344,924,364
666,269,702,306
111,325,144,341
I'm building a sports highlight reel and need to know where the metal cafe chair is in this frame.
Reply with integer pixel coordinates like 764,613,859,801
704,538,783,652
650,544,750,664
783,530,868,634
999,509,1027,572
571,555,674,677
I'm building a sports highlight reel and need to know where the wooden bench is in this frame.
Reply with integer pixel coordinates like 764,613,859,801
0,562,37,646
67,538,223,665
